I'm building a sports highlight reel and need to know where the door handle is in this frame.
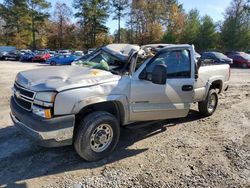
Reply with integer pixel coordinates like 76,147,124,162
182,85,193,91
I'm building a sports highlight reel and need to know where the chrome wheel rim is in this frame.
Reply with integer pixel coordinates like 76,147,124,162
90,124,113,152
208,94,216,113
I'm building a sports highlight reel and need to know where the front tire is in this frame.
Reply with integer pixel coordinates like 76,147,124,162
198,89,218,116
74,111,120,161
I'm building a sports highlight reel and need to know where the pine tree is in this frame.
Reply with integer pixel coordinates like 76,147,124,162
26,0,51,50
198,15,217,51
0,0,30,47
74,0,109,48
221,0,250,50
111,0,129,43
180,9,201,46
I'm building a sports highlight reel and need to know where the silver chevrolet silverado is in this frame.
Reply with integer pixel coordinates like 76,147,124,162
10,44,230,161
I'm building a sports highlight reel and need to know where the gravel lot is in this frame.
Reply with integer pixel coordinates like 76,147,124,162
0,61,249,188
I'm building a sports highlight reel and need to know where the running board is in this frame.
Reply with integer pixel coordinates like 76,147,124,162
125,120,163,129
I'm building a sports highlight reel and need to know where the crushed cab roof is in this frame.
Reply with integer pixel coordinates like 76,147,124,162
101,44,140,62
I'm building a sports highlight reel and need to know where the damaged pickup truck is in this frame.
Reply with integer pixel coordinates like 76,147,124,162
10,44,230,161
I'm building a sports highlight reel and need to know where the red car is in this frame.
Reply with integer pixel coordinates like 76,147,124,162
32,52,51,62
227,52,250,68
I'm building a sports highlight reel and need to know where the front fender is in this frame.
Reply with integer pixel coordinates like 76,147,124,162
54,76,130,122
74,95,127,111
54,93,129,124
54,91,129,123
75,95,129,124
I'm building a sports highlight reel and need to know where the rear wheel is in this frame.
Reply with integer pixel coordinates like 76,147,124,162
74,111,120,161
50,61,56,66
198,89,218,116
242,63,248,69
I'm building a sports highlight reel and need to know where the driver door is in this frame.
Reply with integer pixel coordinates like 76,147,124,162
129,48,195,121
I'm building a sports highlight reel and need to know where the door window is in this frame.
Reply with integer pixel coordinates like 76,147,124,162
145,50,191,79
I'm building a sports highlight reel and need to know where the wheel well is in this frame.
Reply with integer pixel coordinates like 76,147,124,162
75,101,124,129
210,80,222,93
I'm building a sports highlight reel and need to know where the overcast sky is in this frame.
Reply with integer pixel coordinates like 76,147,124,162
0,0,231,34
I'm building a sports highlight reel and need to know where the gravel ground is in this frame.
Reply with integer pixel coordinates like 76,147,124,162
0,61,249,188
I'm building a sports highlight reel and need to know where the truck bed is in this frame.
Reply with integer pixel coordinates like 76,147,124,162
194,64,230,102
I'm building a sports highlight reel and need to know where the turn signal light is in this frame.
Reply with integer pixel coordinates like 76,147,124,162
44,109,52,119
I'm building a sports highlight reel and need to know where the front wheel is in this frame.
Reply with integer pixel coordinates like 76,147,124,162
74,111,120,161
198,89,218,116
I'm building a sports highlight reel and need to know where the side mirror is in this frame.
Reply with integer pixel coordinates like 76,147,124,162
152,64,167,85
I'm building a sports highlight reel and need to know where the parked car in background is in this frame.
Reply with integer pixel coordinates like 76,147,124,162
87,48,96,54
32,51,51,62
46,54,77,65
3,50,22,61
73,51,84,56
227,52,250,68
20,52,36,62
72,52,96,62
247,50,250,54
195,52,201,60
225,51,241,56
49,51,56,57
0,46,16,60
58,50,71,55
200,51,233,65
20,49,32,55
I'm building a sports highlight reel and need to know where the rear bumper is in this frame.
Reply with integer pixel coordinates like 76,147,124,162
10,97,75,147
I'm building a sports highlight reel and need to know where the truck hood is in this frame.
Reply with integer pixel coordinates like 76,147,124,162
15,66,121,92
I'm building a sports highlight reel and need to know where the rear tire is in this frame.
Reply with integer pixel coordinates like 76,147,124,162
50,61,56,66
242,63,248,69
74,111,120,161
198,89,218,116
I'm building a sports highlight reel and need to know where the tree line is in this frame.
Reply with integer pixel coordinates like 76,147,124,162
0,0,249,52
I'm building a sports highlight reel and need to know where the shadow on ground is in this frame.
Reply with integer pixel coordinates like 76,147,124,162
0,110,205,186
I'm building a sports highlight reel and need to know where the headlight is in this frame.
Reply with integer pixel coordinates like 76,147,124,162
34,92,57,107
35,92,57,102
32,105,52,119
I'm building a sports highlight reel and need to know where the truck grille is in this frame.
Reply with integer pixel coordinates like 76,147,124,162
14,95,32,110
13,82,35,111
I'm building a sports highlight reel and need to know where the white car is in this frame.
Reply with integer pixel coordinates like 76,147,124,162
74,51,84,56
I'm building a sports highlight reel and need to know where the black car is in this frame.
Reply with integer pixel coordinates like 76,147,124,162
201,52,233,64
0,46,16,60
247,50,250,55
3,50,22,61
